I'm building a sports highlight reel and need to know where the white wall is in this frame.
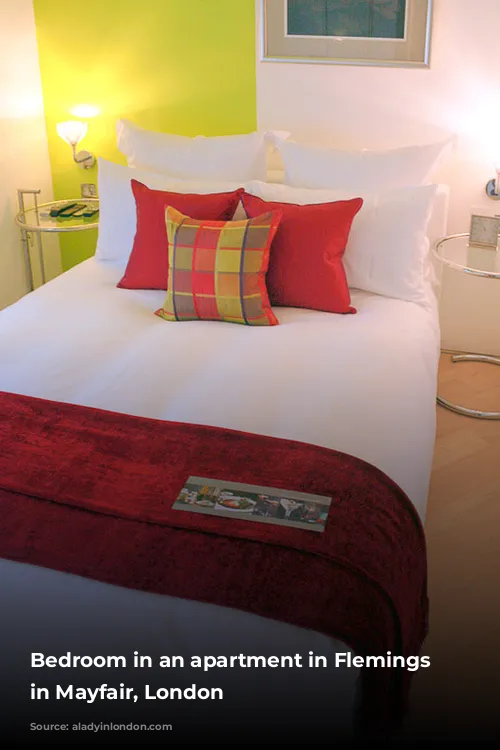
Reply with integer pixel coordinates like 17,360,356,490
257,0,500,356
0,0,60,311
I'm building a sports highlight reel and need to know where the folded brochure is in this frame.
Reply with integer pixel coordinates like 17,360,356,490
174,476,331,532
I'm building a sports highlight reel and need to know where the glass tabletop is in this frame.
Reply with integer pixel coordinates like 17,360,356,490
433,233,500,279
15,199,99,233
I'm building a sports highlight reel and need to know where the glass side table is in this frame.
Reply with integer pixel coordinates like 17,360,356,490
15,190,99,291
433,233,500,419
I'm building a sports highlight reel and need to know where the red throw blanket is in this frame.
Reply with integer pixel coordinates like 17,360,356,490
0,391,427,732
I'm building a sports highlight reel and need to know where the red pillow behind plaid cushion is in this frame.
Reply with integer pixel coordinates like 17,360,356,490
155,207,282,326
241,192,363,314
118,180,244,290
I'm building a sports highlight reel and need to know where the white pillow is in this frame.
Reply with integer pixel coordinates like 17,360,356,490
245,180,439,304
95,158,243,263
116,119,272,182
276,137,452,192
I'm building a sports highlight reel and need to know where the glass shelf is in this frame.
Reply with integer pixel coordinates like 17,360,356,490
433,233,500,279
15,198,99,233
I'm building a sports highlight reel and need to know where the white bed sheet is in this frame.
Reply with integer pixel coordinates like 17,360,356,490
0,257,439,517
0,259,440,737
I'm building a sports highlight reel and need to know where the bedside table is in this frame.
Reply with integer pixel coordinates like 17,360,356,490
433,233,500,419
15,191,99,291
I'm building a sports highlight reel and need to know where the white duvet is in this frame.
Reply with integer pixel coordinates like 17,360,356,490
0,257,439,518
0,259,440,736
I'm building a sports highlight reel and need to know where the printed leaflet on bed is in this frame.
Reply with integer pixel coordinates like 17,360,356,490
173,476,331,532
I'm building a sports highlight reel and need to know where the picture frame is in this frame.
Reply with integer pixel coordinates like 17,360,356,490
261,0,433,68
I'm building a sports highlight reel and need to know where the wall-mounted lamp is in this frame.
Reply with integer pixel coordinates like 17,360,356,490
485,162,500,200
56,120,95,169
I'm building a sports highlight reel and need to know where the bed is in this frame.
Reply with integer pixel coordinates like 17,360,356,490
0,259,440,738
0,128,450,742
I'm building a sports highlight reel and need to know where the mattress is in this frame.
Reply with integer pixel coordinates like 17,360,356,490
0,258,440,740
0,257,439,517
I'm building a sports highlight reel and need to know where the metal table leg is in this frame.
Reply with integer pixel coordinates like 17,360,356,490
17,189,42,291
437,354,500,419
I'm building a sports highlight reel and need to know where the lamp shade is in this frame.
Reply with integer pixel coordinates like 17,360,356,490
56,120,88,147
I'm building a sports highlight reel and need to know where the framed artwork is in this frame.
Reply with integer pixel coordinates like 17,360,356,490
261,0,433,68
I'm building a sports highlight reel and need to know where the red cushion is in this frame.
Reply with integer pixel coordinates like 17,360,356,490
117,180,243,290
241,192,363,314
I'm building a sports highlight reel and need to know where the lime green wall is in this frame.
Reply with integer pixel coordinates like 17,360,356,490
33,0,257,270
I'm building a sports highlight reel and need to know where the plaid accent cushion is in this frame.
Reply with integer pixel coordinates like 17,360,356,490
155,206,282,326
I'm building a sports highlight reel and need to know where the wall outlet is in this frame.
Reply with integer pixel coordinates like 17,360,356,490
81,183,97,198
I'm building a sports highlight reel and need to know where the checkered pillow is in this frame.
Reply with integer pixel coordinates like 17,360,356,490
155,206,282,326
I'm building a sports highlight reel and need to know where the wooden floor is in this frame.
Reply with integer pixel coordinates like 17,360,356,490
402,353,500,742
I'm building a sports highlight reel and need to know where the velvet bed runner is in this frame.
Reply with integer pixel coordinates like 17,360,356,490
0,391,428,732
